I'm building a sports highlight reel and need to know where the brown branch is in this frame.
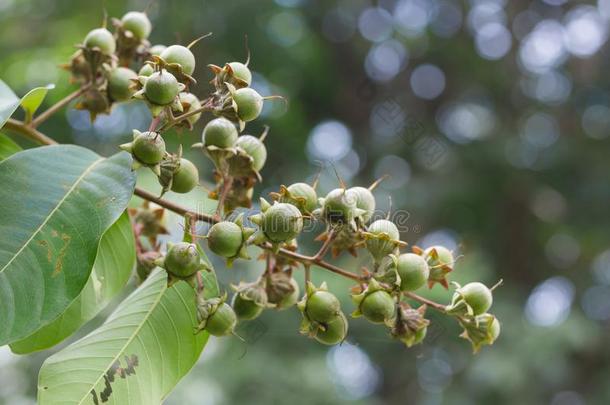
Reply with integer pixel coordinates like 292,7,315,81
158,97,214,132
3,118,449,312
312,228,336,261
4,118,58,145
30,85,90,128
214,175,233,221
404,292,447,312
133,187,218,224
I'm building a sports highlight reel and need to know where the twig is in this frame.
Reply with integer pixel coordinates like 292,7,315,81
30,85,90,128
404,292,447,312
158,97,214,132
312,228,336,261
4,118,58,145
133,188,218,224
3,118,449,312
215,175,233,221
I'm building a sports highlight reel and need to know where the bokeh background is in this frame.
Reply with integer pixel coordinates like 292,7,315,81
2,0,610,404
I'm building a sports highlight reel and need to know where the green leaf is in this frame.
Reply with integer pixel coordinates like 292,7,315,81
21,84,55,123
10,211,136,354
38,268,217,404
0,132,21,160
0,145,136,345
0,79,20,127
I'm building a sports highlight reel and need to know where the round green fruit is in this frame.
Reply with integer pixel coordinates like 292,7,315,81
232,294,264,320
202,117,238,148
107,67,137,101
144,70,181,105
207,221,243,258
233,87,263,122
306,290,341,323
349,186,375,223
121,11,152,40
236,135,267,171
396,253,429,291
163,242,201,278
261,203,303,243
138,64,154,77
315,312,348,345
228,61,252,85
178,92,202,125
322,188,358,224
283,182,318,214
84,28,116,54
365,219,400,261
459,282,493,315
132,131,165,165
360,290,395,324
171,158,199,193
206,303,237,336
425,245,454,268
160,45,196,75
149,44,166,56
276,278,300,310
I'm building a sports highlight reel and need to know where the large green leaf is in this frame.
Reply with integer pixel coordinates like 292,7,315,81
39,268,218,404
10,211,136,354
0,132,21,160
0,79,20,127
21,83,55,123
0,145,136,345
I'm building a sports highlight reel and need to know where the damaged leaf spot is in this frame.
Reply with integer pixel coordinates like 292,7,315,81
90,354,139,403
52,233,71,276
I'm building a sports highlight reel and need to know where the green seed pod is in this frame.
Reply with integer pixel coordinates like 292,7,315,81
202,117,238,149
423,245,455,288
232,293,264,320
122,130,166,165
251,201,303,244
171,158,199,193
349,186,376,224
149,44,167,56
266,272,300,310
273,182,318,214
138,64,155,77
314,312,349,345
231,281,268,321
365,219,400,262
276,278,300,309
351,279,395,325
107,67,138,101
235,135,267,171
121,11,152,40
84,28,116,54
228,61,252,85
205,302,237,336
144,70,181,105
132,203,168,239
458,313,500,353
161,242,202,279
232,87,263,122
298,282,341,323
161,44,196,75
446,282,493,316
390,303,429,347
320,188,360,225
360,290,395,324
207,221,244,258
425,245,454,268
396,253,429,291
178,92,202,126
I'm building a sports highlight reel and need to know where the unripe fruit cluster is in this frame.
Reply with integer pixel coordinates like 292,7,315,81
90,9,502,354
